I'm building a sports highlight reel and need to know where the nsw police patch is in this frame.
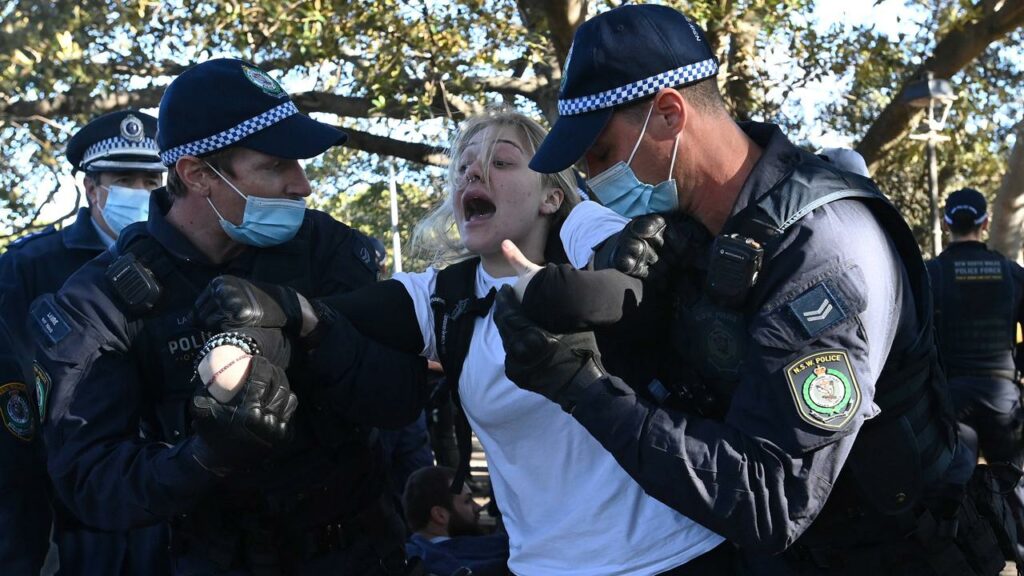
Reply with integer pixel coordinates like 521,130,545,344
784,349,860,431
0,382,35,441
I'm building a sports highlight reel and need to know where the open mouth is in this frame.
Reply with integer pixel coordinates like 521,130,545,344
463,192,496,222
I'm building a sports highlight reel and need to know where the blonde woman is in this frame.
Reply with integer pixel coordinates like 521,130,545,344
199,110,724,575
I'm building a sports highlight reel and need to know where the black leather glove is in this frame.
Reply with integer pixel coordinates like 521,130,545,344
189,355,298,476
593,212,711,290
493,286,606,412
195,275,303,335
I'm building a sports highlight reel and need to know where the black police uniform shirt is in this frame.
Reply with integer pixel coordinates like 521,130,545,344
32,189,426,534
549,122,920,553
0,316,50,575
0,207,108,360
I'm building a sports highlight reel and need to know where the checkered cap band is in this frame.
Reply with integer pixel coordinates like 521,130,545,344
83,136,160,166
159,101,298,165
558,58,718,116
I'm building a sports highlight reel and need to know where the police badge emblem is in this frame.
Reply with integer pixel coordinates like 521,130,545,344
120,114,145,143
0,382,35,441
784,349,860,430
242,65,287,98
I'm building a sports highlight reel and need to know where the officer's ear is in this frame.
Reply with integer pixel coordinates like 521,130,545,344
176,156,213,196
429,504,450,528
83,173,101,206
650,88,687,141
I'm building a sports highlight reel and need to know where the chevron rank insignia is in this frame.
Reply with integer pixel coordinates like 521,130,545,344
784,349,861,431
788,282,846,339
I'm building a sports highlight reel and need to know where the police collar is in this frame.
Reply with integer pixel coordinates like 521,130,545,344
944,240,988,252
117,188,217,267
61,207,107,252
727,122,803,222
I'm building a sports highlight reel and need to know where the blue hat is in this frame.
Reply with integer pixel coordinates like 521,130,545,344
157,58,346,166
530,4,719,174
944,187,988,226
66,109,164,173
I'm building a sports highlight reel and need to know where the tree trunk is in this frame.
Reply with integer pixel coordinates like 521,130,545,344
856,0,1024,168
723,10,763,121
988,121,1024,262
516,0,588,121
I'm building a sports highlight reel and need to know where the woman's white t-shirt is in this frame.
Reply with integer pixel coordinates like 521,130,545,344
393,264,723,576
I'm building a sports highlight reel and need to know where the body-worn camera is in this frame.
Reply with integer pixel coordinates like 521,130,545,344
705,234,763,308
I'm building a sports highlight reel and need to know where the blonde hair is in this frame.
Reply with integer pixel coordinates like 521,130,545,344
411,109,581,266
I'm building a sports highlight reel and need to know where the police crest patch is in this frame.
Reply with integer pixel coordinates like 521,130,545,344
242,65,286,98
784,349,860,430
0,382,35,441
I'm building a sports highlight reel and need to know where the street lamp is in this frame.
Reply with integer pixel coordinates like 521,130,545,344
902,71,957,257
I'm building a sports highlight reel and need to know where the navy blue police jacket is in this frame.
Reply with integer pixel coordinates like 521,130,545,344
557,123,938,553
32,189,426,532
0,316,50,574
0,207,107,359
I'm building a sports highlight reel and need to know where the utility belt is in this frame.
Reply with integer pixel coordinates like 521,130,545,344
172,491,407,575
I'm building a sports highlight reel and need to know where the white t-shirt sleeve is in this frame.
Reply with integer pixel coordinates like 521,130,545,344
559,200,629,269
391,267,439,361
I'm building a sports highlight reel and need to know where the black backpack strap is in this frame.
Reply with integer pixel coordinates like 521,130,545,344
429,257,496,493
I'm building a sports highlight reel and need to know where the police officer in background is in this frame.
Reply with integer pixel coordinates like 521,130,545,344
493,4,996,574
33,58,426,574
926,187,1024,555
0,314,48,574
0,109,166,575
0,109,164,355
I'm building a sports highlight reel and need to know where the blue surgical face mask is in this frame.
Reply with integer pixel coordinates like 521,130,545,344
205,162,306,247
100,185,151,237
588,103,681,218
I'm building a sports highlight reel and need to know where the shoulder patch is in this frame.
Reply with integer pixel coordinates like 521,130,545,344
788,282,847,339
32,298,73,345
32,362,50,420
785,349,861,431
0,382,35,441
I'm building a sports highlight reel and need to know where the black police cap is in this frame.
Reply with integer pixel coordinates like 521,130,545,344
944,187,987,226
66,109,165,174
531,4,719,174
157,58,346,166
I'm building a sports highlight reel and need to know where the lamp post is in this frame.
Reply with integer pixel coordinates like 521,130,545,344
901,71,957,257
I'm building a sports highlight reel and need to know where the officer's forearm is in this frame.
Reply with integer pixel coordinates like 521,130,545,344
48,434,219,531
569,375,838,554
310,312,428,428
521,265,657,333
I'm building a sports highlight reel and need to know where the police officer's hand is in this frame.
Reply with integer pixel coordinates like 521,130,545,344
594,212,710,291
195,276,303,335
237,327,294,370
189,355,298,475
493,285,606,412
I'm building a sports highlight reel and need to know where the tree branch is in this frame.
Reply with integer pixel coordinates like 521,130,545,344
341,127,448,166
856,0,1024,167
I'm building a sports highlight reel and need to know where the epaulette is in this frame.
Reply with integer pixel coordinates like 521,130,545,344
6,226,58,250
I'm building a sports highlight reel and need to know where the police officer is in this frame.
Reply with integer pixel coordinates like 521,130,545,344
33,58,426,574
493,4,994,574
926,187,1024,554
0,109,167,575
0,109,164,355
0,314,48,574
